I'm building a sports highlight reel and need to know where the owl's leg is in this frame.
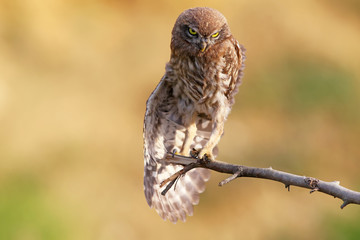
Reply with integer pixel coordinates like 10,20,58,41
198,118,224,160
179,113,197,157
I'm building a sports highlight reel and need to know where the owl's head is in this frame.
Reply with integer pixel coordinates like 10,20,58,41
171,7,231,56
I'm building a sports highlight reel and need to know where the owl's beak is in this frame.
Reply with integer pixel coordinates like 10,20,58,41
199,39,207,52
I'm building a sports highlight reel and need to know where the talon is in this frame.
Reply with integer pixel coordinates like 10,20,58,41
190,148,199,158
172,149,177,158
198,149,214,160
202,153,209,162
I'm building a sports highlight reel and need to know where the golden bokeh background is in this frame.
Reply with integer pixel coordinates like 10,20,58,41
1,0,360,239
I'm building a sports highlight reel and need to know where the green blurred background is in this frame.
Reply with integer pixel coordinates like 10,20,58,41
1,0,360,239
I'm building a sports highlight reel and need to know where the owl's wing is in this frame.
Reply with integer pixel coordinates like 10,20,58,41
227,41,246,105
143,79,212,223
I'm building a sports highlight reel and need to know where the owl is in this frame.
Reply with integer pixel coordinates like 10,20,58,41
143,7,245,223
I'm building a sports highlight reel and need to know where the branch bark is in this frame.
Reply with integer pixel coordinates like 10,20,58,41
162,153,360,209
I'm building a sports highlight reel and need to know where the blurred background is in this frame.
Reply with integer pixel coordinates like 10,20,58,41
0,0,360,239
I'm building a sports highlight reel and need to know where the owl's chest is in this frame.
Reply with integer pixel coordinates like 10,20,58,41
174,56,230,102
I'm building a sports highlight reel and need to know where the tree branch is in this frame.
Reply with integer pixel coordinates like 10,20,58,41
163,153,360,208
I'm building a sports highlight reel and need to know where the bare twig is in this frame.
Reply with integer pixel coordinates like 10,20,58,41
219,168,242,186
160,162,200,195
163,153,360,208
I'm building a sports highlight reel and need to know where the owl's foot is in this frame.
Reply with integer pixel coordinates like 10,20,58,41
198,147,214,161
189,148,214,160
190,148,200,158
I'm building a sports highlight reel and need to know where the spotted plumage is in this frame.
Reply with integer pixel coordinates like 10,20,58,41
143,7,245,223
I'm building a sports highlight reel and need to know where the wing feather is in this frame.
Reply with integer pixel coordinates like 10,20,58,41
143,79,213,223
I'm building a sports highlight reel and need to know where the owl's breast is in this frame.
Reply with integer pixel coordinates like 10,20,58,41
168,52,234,106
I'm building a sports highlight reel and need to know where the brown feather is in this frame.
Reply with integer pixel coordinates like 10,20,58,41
143,7,245,222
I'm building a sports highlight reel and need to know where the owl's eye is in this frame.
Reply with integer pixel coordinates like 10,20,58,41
211,32,219,38
188,28,197,36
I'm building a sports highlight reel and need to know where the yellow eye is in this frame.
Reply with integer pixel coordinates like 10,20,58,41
211,32,219,38
188,28,197,35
